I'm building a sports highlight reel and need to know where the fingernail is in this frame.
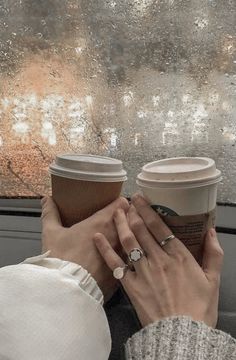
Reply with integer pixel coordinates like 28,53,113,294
132,193,141,201
94,232,102,241
41,197,48,206
114,208,123,218
210,228,216,237
132,193,144,203
117,197,130,212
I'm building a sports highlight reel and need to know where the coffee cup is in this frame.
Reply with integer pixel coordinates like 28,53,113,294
137,157,222,263
49,154,127,227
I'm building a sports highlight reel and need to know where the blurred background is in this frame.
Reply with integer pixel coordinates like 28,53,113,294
0,0,235,201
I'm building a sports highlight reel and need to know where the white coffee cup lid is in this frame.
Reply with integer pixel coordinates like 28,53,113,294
137,157,222,188
49,154,127,182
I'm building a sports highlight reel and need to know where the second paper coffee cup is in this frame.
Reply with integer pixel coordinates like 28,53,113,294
137,157,222,263
49,154,127,227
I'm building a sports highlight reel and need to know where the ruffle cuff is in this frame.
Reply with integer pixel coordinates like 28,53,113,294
22,251,104,305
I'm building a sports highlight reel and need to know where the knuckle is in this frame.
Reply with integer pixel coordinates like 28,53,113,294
152,258,169,273
174,251,188,264
103,218,111,230
117,197,129,211
146,217,157,229
121,232,135,248
215,247,224,258
160,262,169,273
210,274,221,287
130,218,144,232
209,246,224,260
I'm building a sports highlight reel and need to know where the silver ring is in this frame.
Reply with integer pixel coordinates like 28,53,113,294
128,248,145,263
159,234,175,247
113,265,129,280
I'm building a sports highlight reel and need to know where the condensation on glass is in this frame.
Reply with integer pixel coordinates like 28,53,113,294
0,0,235,201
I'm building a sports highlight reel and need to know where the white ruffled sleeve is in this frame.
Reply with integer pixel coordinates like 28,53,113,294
0,252,111,360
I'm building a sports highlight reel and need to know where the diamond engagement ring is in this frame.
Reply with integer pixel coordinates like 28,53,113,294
113,265,129,280
159,234,175,247
128,248,145,263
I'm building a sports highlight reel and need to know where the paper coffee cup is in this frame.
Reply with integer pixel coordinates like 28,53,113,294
137,157,222,263
49,154,127,227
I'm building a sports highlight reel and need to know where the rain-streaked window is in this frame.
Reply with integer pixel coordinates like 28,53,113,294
0,0,235,202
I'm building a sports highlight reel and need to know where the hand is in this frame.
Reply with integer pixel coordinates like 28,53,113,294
41,196,129,301
94,194,224,327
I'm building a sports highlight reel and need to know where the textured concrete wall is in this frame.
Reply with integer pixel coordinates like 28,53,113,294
0,0,235,201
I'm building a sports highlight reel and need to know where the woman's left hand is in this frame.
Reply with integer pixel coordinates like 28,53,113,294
94,194,224,328
41,196,129,301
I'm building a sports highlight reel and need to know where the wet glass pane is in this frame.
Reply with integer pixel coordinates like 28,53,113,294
0,0,235,201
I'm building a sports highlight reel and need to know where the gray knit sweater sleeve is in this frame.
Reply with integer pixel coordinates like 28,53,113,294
125,316,236,360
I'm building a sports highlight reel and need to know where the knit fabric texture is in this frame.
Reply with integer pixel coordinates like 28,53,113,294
125,316,236,360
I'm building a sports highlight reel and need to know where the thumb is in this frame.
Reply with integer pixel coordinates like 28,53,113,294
41,196,62,229
202,228,224,282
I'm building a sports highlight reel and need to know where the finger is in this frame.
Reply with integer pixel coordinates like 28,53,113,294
202,228,224,283
131,194,189,257
41,196,62,230
114,209,148,273
88,197,130,248
97,196,130,218
94,232,134,286
128,205,168,262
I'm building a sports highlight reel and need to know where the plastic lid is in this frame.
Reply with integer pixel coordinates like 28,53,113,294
137,157,222,188
49,154,127,182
